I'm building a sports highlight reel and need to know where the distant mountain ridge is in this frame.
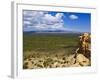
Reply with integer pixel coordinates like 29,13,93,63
23,30,89,34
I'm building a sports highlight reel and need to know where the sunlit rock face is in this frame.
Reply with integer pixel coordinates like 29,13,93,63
76,54,90,66
77,33,91,59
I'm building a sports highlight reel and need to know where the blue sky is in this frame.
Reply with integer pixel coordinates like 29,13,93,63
23,10,91,32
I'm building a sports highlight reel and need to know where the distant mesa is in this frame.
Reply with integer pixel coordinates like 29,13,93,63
23,30,88,34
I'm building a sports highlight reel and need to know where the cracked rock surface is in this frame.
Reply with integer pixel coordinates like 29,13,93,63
23,53,90,69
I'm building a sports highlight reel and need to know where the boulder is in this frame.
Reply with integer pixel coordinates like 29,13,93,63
23,60,34,69
76,54,90,66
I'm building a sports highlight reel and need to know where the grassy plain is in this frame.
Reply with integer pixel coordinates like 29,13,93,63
23,32,80,60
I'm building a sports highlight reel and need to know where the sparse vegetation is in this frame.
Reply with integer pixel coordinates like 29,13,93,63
23,33,91,69
23,33,79,59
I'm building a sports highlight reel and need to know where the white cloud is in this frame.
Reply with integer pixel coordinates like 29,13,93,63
56,13,63,19
23,21,32,25
23,11,65,31
69,14,78,20
23,11,44,17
